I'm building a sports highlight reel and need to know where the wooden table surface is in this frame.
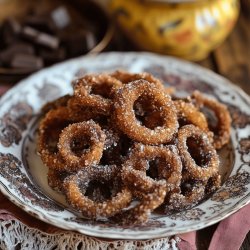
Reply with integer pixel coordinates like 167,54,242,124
0,1,249,249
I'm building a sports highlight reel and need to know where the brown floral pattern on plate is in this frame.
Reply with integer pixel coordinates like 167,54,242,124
227,104,250,129
169,208,206,221
0,102,33,147
144,64,217,96
211,171,250,202
0,153,63,212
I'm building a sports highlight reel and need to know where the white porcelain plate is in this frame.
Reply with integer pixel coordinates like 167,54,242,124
0,52,249,240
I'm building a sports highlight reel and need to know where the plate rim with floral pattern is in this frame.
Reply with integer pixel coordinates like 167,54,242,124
0,52,249,240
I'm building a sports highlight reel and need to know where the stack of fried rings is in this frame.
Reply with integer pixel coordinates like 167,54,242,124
37,70,231,225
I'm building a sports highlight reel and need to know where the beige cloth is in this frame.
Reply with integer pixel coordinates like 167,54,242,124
0,192,179,250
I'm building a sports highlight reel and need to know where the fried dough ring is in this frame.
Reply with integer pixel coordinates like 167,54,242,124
165,179,205,212
177,125,219,180
167,171,221,212
67,97,107,122
37,107,73,171
192,91,231,149
114,166,167,224
113,79,178,144
111,70,174,95
58,121,106,171
63,165,132,219
125,144,182,191
174,100,211,132
144,98,213,134
174,100,214,143
111,70,163,87
73,74,122,114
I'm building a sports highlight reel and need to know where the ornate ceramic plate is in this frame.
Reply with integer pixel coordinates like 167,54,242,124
0,52,249,240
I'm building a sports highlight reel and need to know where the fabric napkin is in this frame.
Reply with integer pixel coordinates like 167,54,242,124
177,204,250,250
0,85,10,96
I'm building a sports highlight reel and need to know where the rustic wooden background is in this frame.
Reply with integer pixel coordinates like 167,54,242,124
199,0,250,95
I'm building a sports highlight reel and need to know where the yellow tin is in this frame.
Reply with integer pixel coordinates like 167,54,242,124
110,0,240,61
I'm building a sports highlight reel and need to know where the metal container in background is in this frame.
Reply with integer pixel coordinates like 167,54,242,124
110,0,240,61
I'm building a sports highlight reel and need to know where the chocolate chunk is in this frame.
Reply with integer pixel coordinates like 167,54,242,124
10,53,43,70
22,26,59,49
0,3,101,72
0,43,35,66
37,32,60,50
24,15,56,33
39,47,66,64
1,18,21,46
51,6,71,29
60,29,97,57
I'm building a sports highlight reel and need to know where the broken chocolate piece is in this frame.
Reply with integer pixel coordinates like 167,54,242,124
1,18,21,46
0,2,104,77
60,28,97,57
24,15,56,34
22,26,59,50
0,43,35,66
10,53,44,70
39,47,66,64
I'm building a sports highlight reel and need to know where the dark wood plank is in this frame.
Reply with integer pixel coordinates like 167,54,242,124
241,0,250,19
198,55,216,71
212,9,250,94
